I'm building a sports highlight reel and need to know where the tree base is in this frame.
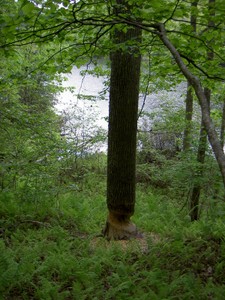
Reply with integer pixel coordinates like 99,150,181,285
102,212,143,241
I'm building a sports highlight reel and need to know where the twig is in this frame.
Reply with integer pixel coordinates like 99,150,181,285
21,220,51,227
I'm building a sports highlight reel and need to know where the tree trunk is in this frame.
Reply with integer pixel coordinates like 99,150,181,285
183,82,193,151
220,98,225,149
103,1,142,240
189,125,207,220
183,1,198,152
189,0,215,220
189,88,210,221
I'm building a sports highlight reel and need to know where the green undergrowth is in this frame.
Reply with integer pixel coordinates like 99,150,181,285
1,178,225,299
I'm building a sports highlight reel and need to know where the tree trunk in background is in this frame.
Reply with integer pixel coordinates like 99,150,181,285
103,1,142,240
183,1,198,151
183,82,193,151
189,0,215,221
189,87,210,221
220,98,225,149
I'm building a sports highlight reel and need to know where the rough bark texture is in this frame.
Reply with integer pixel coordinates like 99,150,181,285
104,1,142,240
157,23,225,189
107,33,141,216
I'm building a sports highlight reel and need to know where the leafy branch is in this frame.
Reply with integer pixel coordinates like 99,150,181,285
155,22,225,187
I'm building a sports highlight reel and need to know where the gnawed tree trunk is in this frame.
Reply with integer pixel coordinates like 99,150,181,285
103,1,142,240
157,23,225,188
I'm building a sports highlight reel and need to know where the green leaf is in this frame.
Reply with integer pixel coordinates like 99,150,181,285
21,1,36,15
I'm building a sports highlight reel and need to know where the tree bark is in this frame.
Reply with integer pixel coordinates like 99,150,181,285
183,81,193,151
189,88,210,221
189,126,207,221
220,98,225,149
189,0,216,220
103,1,142,240
183,1,198,151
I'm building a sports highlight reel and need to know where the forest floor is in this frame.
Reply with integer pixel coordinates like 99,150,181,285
1,177,225,299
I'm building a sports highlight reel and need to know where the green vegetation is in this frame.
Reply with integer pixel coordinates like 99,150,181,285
1,0,225,298
1,170,225,299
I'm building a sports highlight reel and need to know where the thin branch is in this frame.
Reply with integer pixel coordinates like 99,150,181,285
138,49,152,120
32,5,44,36
27,24,114,75
164,0,181,24
166,29,225,63
21,220,51,227
180,53,225,81
171,18,224,30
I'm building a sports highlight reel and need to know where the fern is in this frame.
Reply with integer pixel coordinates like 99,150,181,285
0,240,18,294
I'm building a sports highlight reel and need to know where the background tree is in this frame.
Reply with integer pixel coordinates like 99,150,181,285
220,97,225,149
0,45,63,200
188,0,214,221
183,0,198,151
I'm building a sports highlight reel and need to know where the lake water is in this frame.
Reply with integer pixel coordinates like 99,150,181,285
55,66,109,130
55,65,187,133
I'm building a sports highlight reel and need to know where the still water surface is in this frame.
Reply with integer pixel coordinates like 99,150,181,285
55,66,109,130
55,65,186,132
